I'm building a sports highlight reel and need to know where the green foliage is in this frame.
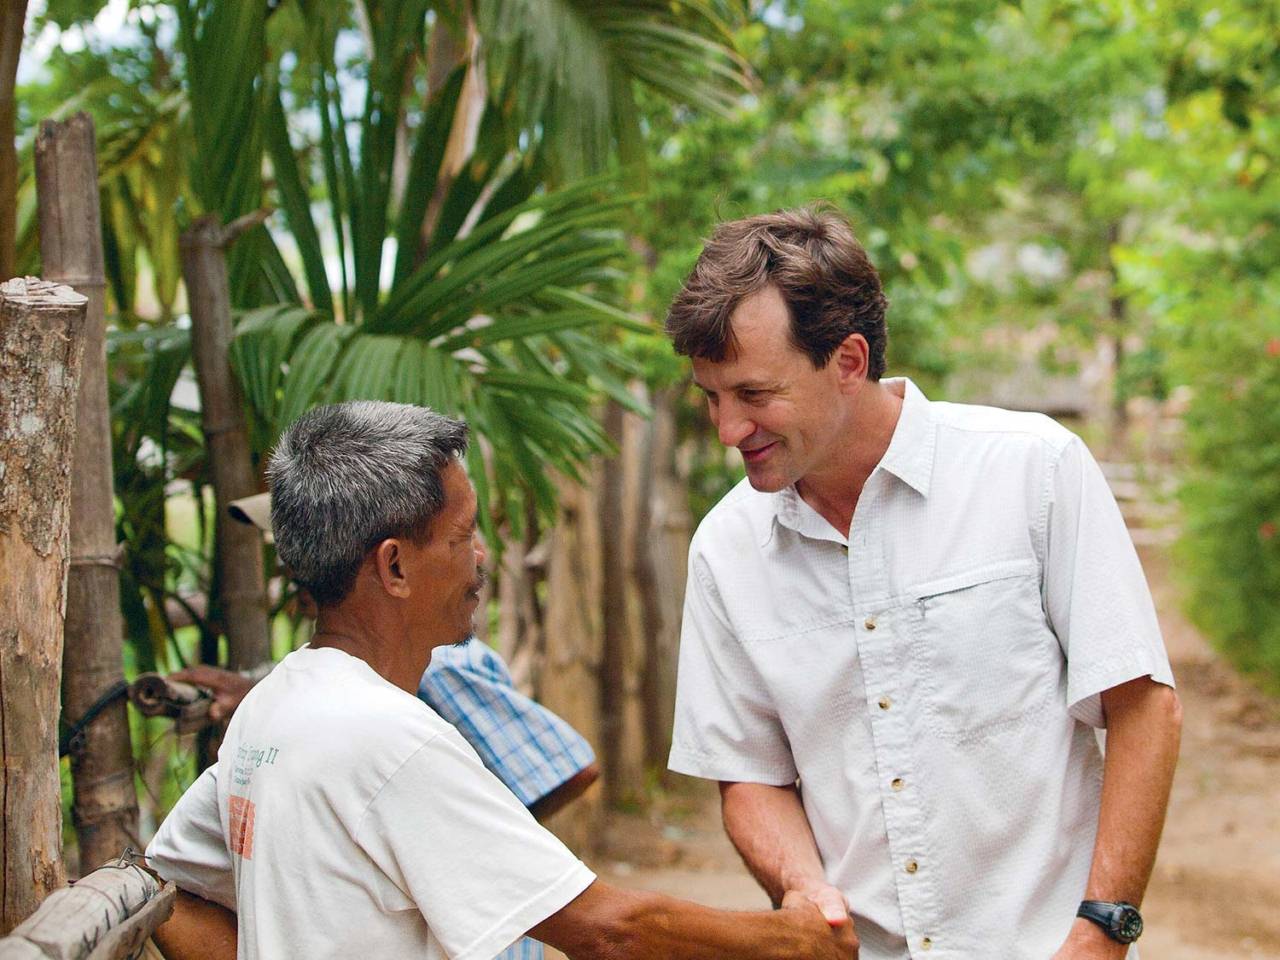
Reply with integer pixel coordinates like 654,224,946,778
478,0,748,182
1115,0,1280,687
1172,318,1280,688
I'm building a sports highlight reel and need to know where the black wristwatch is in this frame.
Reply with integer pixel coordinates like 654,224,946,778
1077,900,1143,944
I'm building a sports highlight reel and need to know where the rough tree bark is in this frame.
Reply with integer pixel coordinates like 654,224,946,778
598,400,648,808
0,0,29,282
634,385,685,772
179,214,270,670
0,277,88,932
35,112,140,872
540,472,605,852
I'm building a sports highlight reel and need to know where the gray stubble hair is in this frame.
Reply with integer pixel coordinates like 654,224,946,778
266,400,470,605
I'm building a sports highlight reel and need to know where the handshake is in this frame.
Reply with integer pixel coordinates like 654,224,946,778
776,884,860,959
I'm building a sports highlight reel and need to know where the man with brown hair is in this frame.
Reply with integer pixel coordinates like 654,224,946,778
664,207,1182,959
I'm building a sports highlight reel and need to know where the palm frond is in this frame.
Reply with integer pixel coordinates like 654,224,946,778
476,0,750,180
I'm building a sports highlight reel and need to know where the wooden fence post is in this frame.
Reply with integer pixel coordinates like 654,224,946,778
0,277,88,932
179,214,270,671
35,112,141,872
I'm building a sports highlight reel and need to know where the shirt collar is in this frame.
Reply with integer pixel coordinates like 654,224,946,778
876,377,936,499
762,377,936,547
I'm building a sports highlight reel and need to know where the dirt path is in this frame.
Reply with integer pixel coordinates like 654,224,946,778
557,545,1280,959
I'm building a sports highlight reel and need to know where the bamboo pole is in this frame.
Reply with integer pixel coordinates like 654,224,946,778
0,277,88,932
179,214,271,671
35,112,141,872
0,859,174,960
0,0,29,281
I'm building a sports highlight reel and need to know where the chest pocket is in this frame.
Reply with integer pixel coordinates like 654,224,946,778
906,558,1061,744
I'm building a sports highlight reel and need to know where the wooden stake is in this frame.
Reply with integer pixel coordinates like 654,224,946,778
0,276,87,932
0,0,30,282
179,216,270,670
35,111,141,873
0,859,174,960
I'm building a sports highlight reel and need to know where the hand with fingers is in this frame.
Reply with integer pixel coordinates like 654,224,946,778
167,665,256,722
779,890,859,958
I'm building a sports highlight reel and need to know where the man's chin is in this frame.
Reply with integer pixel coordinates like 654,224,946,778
744,468,790,493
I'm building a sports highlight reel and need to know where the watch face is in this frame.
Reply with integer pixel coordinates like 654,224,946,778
1116,908,1144,943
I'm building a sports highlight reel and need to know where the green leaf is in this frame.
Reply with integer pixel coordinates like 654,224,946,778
277,322,357,428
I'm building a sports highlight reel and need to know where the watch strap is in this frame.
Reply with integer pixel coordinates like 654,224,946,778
1077,900,1142,944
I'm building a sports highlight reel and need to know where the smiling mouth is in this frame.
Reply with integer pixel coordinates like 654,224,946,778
740,442,777,463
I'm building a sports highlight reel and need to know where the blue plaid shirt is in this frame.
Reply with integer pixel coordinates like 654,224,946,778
419,642,595,960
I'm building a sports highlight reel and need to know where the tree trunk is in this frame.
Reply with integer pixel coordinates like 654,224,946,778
0,277,88,932
0,0,29,282
540,473,604,852
35,112,141,873
598,400,647,807
179,216,270,671
634,385,685,772
1106,220,1129,438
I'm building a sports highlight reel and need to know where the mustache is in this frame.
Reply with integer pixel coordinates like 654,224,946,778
467,566,489,596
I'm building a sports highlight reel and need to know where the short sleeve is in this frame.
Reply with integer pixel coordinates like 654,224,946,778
146,766,236,909
667,553,797,784
1043,436,1175,728
419,644,595,807
357,729,595,960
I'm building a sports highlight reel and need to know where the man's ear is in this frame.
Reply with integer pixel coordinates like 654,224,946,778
833,333,869,392
373,539,411,598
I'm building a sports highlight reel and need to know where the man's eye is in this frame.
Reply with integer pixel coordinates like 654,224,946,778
740,391,767,404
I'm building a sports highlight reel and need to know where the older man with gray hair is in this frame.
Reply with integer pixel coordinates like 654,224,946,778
148,400,858,960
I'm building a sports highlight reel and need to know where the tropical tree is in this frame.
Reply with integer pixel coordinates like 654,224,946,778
14,1,748,685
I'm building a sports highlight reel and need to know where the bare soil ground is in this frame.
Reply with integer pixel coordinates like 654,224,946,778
553,545,1280,959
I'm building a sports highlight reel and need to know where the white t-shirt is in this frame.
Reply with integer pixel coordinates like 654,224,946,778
669,378,1172,959
148,646,595,960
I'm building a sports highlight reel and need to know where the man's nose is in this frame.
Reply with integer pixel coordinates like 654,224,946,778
473,533,488,566
714,401,755,449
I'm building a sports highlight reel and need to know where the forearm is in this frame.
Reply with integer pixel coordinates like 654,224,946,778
720,781,827,905
1085,678,1182,903
529,762,600,822
152,890,237,960
606,889,827,959
1058,677,1182,957
530,881,851,960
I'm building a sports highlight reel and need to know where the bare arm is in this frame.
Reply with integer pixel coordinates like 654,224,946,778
1053,677,1182,959
168,665,254,722
719,781,850,925
152,890,237,960
530,879,857,960
528,761,600,822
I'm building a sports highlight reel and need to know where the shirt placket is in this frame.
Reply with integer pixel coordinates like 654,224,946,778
849,474,942,958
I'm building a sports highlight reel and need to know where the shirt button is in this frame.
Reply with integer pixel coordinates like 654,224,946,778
877,696,891,710
905,859,919,874
864,616,877,630
891,777,904,791
921,937,933,950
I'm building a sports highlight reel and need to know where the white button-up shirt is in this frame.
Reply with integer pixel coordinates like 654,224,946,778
668,378,1173,959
